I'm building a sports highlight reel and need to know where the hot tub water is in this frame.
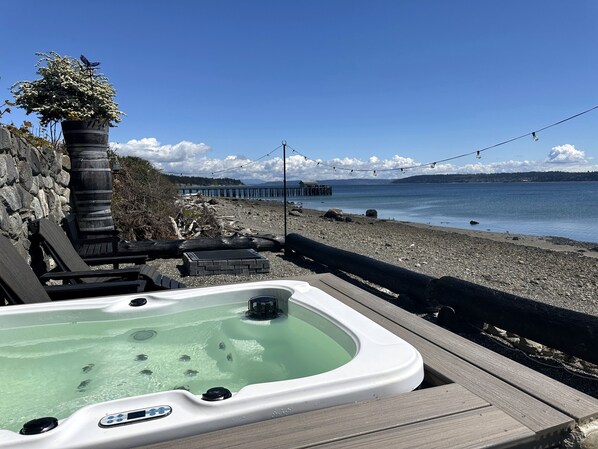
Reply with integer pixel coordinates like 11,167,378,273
0,302,352,433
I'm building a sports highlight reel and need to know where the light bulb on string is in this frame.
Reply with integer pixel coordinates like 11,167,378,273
373,170,377,176
476,150,481,159
430,162,436,169
532,132,539,141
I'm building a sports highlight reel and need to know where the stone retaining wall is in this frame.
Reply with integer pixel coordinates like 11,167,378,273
0,126,71,258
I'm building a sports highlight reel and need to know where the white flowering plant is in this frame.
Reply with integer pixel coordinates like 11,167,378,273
11,51,124,126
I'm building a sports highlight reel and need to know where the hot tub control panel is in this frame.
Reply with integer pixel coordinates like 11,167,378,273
99,405,172,427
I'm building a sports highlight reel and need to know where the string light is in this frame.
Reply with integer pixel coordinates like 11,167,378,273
207,144,282,176
165,105,596,178
285,105,597,176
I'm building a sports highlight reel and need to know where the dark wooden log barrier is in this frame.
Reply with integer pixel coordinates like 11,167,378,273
285,233,433,303
118,234,284,259
426,276,598,365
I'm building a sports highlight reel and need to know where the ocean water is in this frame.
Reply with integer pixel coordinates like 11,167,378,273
291,182,598,244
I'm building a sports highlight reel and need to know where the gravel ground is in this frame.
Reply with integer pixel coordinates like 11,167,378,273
147,197,598,397
164,198,598,315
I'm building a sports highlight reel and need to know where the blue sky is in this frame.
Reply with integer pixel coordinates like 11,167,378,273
2,0,597,181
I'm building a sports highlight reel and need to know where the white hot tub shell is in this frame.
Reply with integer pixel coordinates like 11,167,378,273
0,280,424,449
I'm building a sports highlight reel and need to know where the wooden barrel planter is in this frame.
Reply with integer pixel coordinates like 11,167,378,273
62,120,115,232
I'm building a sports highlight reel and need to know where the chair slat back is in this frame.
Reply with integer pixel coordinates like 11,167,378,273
0,236,51,305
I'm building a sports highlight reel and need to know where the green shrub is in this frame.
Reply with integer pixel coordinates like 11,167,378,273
111,156,178,240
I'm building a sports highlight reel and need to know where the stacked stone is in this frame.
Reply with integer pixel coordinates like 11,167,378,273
0,126,71,256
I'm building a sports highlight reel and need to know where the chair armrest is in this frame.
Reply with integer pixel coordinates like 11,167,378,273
84,255,148,266
77,228,121,237
45,280,147,300
40,267,142,282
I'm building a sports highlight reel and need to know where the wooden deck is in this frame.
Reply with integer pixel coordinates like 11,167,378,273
138,273,598,449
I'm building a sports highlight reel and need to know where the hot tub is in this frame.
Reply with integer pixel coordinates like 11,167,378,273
0,280,423,449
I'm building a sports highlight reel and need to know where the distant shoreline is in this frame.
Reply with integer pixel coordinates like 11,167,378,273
392,171,598,184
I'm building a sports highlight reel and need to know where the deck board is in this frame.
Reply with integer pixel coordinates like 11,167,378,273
138,384,517,449
135,273,598,449
310,275,575,438
315,273,598,423
317,408,535,449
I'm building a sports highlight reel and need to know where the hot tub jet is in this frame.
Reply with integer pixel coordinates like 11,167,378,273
131,330,157,341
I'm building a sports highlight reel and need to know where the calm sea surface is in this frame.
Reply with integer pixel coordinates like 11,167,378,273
290,182,598,244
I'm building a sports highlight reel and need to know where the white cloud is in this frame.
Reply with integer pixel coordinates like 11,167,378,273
111,138,211,163
545,144,586,164
110,137,598,181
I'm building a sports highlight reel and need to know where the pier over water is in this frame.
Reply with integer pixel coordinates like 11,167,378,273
177,184,332,198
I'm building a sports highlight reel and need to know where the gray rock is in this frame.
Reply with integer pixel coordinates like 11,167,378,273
0,186,23,212
37,189,50,217
324,208,344,221
0,155,7,184
56,170,70,187
30,197,44,219
61,154,71,170
18,161,33,191
0,127,12,150
42,175,54,189
47,190,59,212
0,207,9,232
17,185,34,210
365,209,378,218
16,137,30,159
30,148,42,175
29,175,40,195
289,210,303,217
8,212,23,237
4,156,18,185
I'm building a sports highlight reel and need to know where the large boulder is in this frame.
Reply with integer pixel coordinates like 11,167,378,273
365,209,378,218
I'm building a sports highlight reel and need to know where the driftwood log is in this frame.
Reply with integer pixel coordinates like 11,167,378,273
118,234,284,259
426,276,598,365
285,233,433,303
